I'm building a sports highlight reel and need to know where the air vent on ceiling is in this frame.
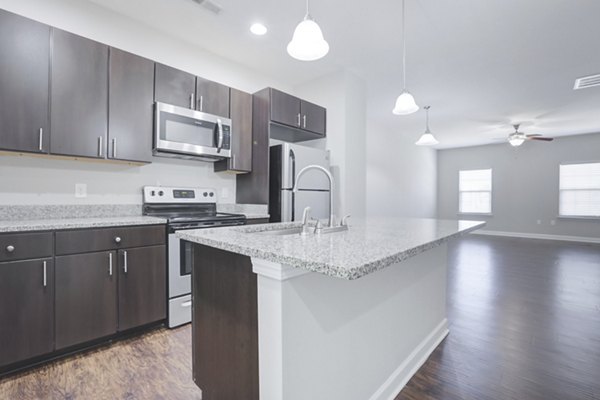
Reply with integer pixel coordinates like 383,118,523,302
191,0,222,15
573,74,600,90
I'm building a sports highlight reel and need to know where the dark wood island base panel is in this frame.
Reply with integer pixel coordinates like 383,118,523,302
192,244,259,400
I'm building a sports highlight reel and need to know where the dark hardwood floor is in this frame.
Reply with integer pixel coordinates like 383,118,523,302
397,235,600,400
0,235,598,399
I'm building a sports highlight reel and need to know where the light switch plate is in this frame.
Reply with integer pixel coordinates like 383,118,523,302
75,183,87,198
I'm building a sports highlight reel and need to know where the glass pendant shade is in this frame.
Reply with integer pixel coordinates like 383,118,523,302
392,91,419,115
415,132,439,146
287,17,329,61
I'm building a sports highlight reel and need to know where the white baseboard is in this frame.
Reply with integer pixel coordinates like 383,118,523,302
369,319,449,400
473,230,600,244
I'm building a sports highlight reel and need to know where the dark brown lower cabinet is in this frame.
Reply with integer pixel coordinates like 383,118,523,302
55,251,117,350
118,245,166,331
0,258,54,368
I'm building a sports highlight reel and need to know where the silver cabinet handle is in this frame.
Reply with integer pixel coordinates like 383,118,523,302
98,136,103,157
123,250,128,274
190,93,195,109
38,128,43,151
112,138,117,159
114,236,121,243
216,118,224,153
231,153,236,169
303,115,307,128
6,245,15,253
199,95,204,111
109,252,113,276
297,113,301,126
43,261,47,287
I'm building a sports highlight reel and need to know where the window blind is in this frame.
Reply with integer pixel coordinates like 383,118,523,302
459,169,492,214
559,163,600,217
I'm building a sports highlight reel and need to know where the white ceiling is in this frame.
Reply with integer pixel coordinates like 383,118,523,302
87,0,600,148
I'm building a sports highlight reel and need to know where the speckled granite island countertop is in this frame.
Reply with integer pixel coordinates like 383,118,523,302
0,216,167,233
177,218,485,280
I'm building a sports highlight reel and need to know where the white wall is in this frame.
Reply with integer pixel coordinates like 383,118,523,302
293,70,367,219
366,120,437,218
0,0,290,205
437,133,600,239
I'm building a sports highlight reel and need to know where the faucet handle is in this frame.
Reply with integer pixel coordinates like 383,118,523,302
341,214,351,226
314,219,324,234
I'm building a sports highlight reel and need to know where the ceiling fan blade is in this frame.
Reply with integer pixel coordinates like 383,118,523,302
526,134,542,137
528,136,554,141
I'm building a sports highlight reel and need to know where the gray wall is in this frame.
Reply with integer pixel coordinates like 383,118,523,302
437,133,600,239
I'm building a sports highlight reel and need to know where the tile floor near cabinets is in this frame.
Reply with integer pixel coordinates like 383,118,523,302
1,236,599,400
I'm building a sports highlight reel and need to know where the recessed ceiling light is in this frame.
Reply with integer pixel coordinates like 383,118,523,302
250,23,268,36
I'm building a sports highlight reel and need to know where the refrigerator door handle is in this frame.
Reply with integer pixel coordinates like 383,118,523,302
289,149,296,221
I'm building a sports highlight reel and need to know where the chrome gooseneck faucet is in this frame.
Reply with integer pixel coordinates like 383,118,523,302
293,165,335,227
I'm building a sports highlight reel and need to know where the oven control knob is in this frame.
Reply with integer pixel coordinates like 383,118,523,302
209,192,214,197
150,190,156,196
114,237,122,244
6,245,15,253
203,192,208,197
158,190,164,196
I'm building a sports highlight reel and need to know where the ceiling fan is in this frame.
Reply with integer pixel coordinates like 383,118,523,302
507,124,554,147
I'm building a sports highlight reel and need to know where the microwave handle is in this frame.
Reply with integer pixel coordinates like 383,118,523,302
216,118,224,153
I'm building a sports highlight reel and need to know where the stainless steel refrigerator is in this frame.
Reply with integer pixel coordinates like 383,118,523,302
269,143,331,222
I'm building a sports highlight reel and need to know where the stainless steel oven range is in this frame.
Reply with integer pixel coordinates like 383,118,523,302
143,186,246,328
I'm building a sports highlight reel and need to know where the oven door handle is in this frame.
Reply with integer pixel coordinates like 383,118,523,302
216,118,224,154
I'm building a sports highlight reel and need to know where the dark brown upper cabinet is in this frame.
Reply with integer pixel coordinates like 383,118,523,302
196,77,230,118
108,48,154,163
267,88,326,142
0,10,50,154
155,63,230,117
50,29,108,159
0,257,54,368
154,63,196,109
214,89,253,173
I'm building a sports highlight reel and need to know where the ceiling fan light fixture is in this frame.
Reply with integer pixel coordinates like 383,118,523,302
287,1,329,61
415,105,439,146
392,90,419,115
508,135,525,147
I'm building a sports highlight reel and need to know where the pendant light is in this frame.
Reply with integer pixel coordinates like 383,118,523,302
415,106,439,146
287,0,329,61
392,0,419,115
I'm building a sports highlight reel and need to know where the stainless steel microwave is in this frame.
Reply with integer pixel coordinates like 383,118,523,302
154,102,232,161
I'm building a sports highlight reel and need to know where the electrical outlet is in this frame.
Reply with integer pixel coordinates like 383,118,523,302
75,183,87,198
536,220,542,225
221,187,230,199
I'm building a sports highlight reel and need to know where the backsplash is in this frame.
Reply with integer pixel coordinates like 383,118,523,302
0,204,142,221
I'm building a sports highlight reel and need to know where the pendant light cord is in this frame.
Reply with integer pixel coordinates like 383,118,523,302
402,0,407,90
305,0,310,18
425,106,431,132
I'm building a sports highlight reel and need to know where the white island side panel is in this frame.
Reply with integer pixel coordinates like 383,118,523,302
253,243,449,400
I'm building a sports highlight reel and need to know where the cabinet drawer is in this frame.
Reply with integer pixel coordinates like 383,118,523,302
55,225,166,255
0,232,53,262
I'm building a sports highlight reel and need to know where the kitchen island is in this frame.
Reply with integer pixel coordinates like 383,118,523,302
178,218,484,400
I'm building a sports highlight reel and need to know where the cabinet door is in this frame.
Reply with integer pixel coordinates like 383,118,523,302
300,100,326,136
0,258,54,367
108,48,154,163
55,251,117,349
154,63,196,109
270,88,301,128
50,29,108,158
195,77,230,117
214,88,252,173
0,10,50,153
118,246,166,331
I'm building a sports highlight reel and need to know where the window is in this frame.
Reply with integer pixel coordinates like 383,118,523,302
559,162,600,217
459,169,492,214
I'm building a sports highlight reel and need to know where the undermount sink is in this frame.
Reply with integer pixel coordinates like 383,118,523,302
255,227,303,236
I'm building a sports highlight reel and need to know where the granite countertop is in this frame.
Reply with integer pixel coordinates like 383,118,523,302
177,218,485,280
0,216,167,233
